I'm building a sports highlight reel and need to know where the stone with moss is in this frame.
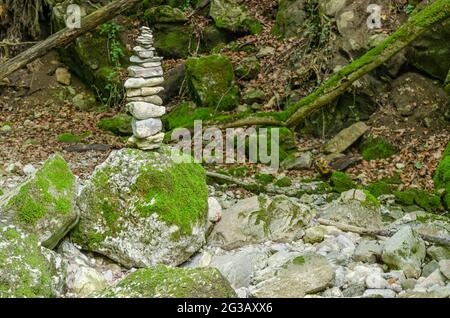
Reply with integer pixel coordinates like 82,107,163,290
255,173,274,185
445,70,450,95
274,177,292,187
360,136,398,161
0,155,78,249
209,195,315,250
71,147,209,268
320,189,383,230
434,141,450,209
186,54,240,111
235,56,261,80
96,265,236,298
97,113,133,136
394,189,442,212
330,171,357,193
272,0,308,37
366,181,392,198
145,5,188,24
162,102,212,130
0,224,66,297
209,0,262,35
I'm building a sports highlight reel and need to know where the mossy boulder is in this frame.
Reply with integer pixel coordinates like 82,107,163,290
394,189,442,212
408,19,450,81
162,102,212,130
274,177,292,187
0,155,78,249
433,141,450,209
97,113,133,136
96,265,236,298
186,54,240,111
209,195,315,250
71,147,209,268
366,181,392,198
145,5,188,24
273,0,308,37
0,224,66,297
52,3,128,101
359,136,398,161
209,0,262,35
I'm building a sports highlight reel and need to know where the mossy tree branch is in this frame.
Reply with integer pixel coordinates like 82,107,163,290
218,0,450,129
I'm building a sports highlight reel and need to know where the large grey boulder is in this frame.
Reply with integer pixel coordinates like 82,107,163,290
0,224,66,298
381,226,426,279
320,189,383,230
71,147,209,268
0,154,78,249
209,195,315,250
96,265,236,298
252,253,335,298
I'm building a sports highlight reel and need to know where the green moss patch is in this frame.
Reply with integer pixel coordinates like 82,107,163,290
360,136,398,161
274,176,292,187
57,131,91,143
255,173,274,185
97,113,133,136
186,54,240,111
163,102,212,130
366,181,393,198
394,188,442,212
433,142,450,208
330,172,357,193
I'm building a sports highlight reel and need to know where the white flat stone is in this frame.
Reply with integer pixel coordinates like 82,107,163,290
128,66,163,78
127,95,163,105
141,61,161,68
132,118,163,138
128,133,165,150
136,50,156,59
124,77,164,89
126,86,164,97
128,102,166,119
130,55,163,64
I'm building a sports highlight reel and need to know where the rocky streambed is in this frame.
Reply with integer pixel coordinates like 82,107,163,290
0,147,449,298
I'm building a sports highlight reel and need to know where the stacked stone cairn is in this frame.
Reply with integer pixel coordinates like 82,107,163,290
125,26,165,150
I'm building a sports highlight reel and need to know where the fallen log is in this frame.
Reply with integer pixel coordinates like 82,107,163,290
0,0,142,81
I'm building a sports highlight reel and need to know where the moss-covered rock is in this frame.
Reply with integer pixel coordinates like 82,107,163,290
186,54,240,111
162,102,212,130
71,147,209,268
360,136,398,161
96,265,236,298
235,55,261,80
445,70,450,95
209,0,262,35
366,181,392,198
433,141,450,209
274,176,292,187
395,189,443,212
52,3,128,102
273,0,308,37
0,155,78,249
330,171,357,193
97,113,133,136
145,5,188,24
0,224,66,297
255,173,274,185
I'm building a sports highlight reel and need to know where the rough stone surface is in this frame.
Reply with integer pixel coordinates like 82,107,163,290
96,265,236,298
323,122,369,154
71,148,209,268
127,102,166,120
381,226,426,279
253,253,335,298
131,118,163,139
209,195,315,250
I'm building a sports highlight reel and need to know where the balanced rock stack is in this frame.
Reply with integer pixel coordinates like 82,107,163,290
125,26,165,150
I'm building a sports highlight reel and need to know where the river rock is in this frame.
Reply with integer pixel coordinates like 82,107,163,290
127,102,166,120
127,95,164,105
381,226,426,279
208,195,315,250
127,133,165,151
320,189,383,230
71,148,209,268
252,253,335,298
128,66,164,78
127,86,164,98
124,77,164,89
131,118,163,138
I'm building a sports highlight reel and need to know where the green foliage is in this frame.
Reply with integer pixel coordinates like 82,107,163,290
360,136,398,161
434,142,450,208
330,172,357,193
99,22,125,67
